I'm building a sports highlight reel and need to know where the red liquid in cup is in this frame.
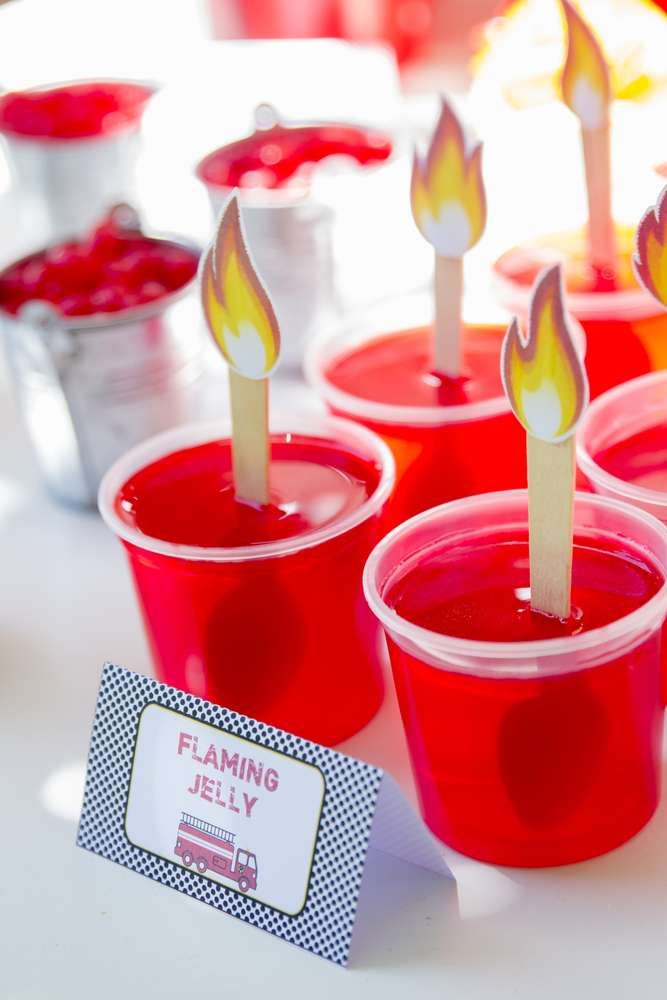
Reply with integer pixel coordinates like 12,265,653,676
0,81,153,140
0,214,198,318
494,226,667,398
593,423,667,493
384,532,664,866
197,124,392,191
113,433,387,745
590,422,667,705
322,326,525,527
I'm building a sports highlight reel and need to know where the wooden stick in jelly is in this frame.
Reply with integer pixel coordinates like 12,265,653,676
434,255,463,377
411,98,486,379
526,435,575,619
228,369,270,505
201,193,281,507
501,265,589,620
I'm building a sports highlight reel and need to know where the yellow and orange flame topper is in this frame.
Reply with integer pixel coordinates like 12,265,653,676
201,193,281,380
410,98,487,258
634,186,667,307
560,0,612,129
501,265,589,443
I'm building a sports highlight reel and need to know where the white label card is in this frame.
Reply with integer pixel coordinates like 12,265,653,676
126,704,324,916
78,664,450,965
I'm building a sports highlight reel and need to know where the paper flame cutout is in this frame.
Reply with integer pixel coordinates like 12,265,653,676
201,194,281,379
560,0,611,130
410,98,486,258
501,266,589,443
633,185,667,307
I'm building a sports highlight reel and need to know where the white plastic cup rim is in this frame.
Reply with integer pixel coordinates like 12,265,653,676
363,488,667,676
98,413,395,564
305,317,586,428
577,370,667,511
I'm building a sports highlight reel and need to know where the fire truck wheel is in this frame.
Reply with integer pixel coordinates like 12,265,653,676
182,851,193,867
238,876,250,893
197,858,207,874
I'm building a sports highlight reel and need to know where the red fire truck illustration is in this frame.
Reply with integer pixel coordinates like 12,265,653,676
174,812,258,893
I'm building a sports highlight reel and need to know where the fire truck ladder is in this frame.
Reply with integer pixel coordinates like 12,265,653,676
181,812,236,845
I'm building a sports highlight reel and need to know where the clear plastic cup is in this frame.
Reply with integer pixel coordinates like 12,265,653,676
364,490,667,867
99,414,395,746
577,371,667,519
577,371,667,704
492,226,667,398
306,294,584,528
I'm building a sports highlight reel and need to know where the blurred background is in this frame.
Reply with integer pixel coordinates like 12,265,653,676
2,0,667,276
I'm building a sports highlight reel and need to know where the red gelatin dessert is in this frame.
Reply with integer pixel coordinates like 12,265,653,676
0,81,153,140
100,422,394,746
364,493,667,866
592,423,667,494
197,123,392,191
0,212,198,318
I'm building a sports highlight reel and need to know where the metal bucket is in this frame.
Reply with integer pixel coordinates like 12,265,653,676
2,219,205,507
1,79,155,242
4,130,143,241
197,104,346,369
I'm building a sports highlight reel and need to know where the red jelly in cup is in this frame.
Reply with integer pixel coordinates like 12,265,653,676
0,81,153,140
364,490,667,866
578,371,667,702
494,226,667,398
578,372,667,515
307,297,583,527
0,211,199,318
99,416,394,746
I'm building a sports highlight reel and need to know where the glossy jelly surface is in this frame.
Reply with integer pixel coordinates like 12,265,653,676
117,434,380,547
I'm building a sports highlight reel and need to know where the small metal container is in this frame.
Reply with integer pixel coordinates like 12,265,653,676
0,79,154,242
196,104,393,369
2,208,205,507
195,105,425,369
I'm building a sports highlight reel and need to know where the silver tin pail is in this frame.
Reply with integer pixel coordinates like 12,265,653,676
2,225,205,507
1,80,155,242
197,105,339,370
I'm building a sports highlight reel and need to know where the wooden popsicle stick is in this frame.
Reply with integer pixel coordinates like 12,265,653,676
434,254,463,378
228,367,270,506
582,123,616,271
527,433,576,619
